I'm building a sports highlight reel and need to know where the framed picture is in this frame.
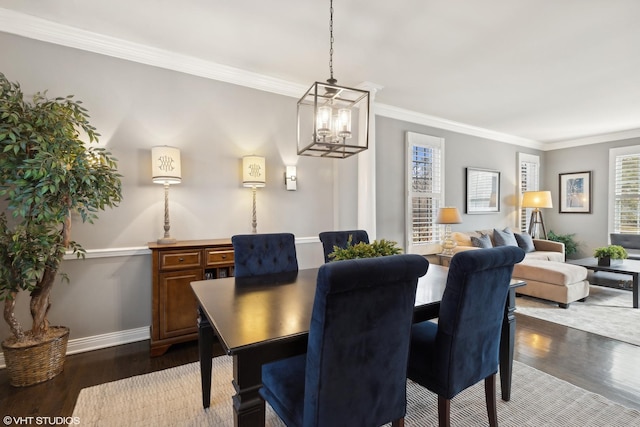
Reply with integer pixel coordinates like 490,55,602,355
559,171,592,213
466,167,501,214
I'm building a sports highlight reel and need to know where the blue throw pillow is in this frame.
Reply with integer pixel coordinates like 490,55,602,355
515,233,536,253
471,233,493,248
493,227,519,247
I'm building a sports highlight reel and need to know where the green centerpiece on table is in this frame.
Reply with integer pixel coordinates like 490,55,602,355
593,245,628,267
329,237,402,261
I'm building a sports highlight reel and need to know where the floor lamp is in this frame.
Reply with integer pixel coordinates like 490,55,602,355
522,191,553,239
242,156,266,234
436,207,462,256
152,146,182,244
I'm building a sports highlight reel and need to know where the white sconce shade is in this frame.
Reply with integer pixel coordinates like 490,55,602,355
152,146,181,185
242,156,266,188
285,166,297,191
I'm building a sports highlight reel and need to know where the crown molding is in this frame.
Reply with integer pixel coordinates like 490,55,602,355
373,103,545,150
1,8,548,150
544,128,640,151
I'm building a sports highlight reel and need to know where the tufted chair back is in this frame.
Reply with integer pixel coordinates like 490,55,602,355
259,254,429,427
318,229,370,263
407,246,525,427
232,233,299,277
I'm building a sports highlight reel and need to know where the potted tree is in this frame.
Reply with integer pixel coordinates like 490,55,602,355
593,245,628,267
0,73,122,386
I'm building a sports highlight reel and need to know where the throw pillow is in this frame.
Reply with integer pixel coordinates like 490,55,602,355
493,227,519,247
471,234,493,248
515,232,536,253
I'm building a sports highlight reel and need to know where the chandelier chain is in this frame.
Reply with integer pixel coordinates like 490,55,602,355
329,0,334,81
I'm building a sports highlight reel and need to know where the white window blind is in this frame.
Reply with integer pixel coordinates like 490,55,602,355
614,153,640,233
406,132,444,254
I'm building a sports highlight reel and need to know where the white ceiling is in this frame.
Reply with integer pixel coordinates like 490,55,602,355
1,0,639,148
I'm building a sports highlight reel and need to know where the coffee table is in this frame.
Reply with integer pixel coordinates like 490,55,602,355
567,258,639,308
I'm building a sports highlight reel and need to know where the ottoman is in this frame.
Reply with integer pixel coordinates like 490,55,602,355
512,260,589,308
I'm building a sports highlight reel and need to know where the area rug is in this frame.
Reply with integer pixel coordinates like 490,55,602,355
72,355,640,426
516,285,640,346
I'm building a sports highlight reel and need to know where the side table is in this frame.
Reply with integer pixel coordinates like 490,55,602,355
437,253,454,267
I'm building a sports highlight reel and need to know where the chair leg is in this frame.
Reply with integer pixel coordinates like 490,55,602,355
485,374,498,427
391,417,404,427
437,396,451,427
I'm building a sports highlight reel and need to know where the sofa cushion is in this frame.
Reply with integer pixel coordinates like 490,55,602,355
493,227,518,247
515,233,536,253
513,260,587,286
471,233,493,248
452,232,472,247
524,251,564,262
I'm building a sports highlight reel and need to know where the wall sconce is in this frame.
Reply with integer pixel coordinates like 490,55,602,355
242,155,266,233
152,146,181,244
284,166,297,191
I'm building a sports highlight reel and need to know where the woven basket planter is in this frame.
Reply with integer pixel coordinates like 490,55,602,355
1,326,70,387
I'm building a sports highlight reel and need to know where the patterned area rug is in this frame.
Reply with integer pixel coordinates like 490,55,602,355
516,285,640,346
72,356,640,426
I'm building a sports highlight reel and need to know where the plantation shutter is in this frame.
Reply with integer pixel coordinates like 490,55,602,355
614,153,640,233
406,133,443,254
518,153,540,233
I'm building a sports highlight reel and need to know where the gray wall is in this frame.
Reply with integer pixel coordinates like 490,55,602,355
375,116,545,248
2,31,640,354
0,33,344,345
545,137,640,258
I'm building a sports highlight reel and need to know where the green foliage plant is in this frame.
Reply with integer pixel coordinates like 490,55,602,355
547,230,578,256
0,73,122,346
593,245,628,260
328,237,402,261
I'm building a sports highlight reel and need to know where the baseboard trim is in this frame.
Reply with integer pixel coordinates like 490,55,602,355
0,326,150,369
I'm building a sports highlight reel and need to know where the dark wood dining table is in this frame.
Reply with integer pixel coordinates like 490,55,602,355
191,264,525,427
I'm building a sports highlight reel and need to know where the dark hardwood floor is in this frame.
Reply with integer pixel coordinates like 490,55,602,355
1,314,639,422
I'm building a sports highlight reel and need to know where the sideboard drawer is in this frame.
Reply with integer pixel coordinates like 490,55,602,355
159,250,203,270
206,249,234,266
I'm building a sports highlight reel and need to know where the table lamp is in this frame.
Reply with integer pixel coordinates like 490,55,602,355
152,146,181,244
242,155,266,233
521,190,552,239
436,207,462,256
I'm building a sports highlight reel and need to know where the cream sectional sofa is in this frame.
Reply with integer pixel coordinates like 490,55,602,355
450,229,590,308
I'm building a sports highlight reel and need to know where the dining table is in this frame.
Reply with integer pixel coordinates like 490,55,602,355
191,264,525,427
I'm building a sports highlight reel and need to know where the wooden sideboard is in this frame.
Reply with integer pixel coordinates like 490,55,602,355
149,239,234,356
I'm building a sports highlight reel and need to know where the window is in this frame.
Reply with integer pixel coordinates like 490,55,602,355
406,132,444,254
610,145,640,234
517,153,540,232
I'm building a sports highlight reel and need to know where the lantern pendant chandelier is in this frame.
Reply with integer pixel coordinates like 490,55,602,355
297,0,370,158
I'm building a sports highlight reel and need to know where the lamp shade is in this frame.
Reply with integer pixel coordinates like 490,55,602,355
152,146,181,184
243,156,266,188
522,191,552,209
436,207,463,224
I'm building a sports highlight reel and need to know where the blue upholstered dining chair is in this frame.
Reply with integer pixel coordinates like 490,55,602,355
318,229,370,263
407,246,525,427
260,254,430,427
231,233,299,277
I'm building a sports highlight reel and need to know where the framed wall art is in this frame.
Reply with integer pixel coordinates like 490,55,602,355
466,167,500,214
559,171,592,213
